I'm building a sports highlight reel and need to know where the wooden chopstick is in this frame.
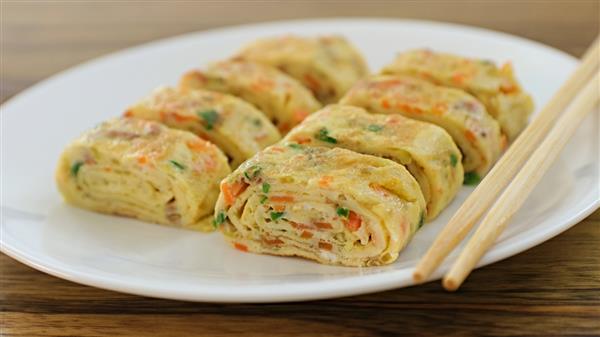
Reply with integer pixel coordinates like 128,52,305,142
412,36,600,284
443,71,599,290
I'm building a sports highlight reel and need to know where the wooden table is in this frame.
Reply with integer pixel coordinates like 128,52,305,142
2,2,599,336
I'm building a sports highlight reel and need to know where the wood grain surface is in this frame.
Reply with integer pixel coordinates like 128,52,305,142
1,1,599,336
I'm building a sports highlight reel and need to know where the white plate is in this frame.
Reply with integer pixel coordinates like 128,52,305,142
1,19,598,303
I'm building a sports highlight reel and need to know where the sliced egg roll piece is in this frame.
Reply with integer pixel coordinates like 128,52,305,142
179,60,321,133
236,35,369,104
56,117,231,231
381,49,534,141
214,145,426,267
125,87,281,168
283,105,463,220
340,75,502,177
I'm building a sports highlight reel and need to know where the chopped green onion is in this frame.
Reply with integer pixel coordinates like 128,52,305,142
418,212,425,229
169,160,185,170
70,161,84,176
270,211,284,221
315,127,337,144
287,143,302,150
252,118,262,127
450,153,458,167
367,124,384,132
260,195,268,204
197,109,219,130
336,207,349,218
244,165,261,180
213,211,227,227
262,182,271,193
463,172,481,185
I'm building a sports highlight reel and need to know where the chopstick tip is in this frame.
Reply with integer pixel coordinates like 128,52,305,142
442,277,459,292
412,271,425,283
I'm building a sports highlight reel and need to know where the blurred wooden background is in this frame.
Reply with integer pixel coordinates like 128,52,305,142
1,1,599,336
3,0,599,103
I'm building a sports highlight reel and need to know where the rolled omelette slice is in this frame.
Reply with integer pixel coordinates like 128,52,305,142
179,60,321,134
56,117,231,231
283,105,463,220
340,75,502,177
214,145,426,267
381,49,534,141
124,87,281,168
236,35,369,104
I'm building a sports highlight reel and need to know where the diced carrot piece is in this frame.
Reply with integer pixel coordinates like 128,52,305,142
318,175,333,188
345,211,362,231
465,130,477,143
137,156,148,165
411,106,423,114
231,181,248,197
290,221,313,230
318,241,333,251
171,112,197,122
452,73,467,85
396,102,422,114
303,73,321,92
381,99,391,109
293,109,310,123
278,122,291,134
222,183,235,206
315,222,333,230
500,83,518,94
186,140,207,152
370,183,391,196
294,136,312,144
273,205,286,212
234,243,248,252
419,71,440,85
159,110,168,121
270,195,294,203
301,231,313,239
123,110,134,117
222,181,248,206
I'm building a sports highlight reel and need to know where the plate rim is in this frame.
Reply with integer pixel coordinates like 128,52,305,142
1,17,599,303
2,197,598,303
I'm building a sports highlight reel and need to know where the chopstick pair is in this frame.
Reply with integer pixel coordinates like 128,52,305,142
413,36,600,291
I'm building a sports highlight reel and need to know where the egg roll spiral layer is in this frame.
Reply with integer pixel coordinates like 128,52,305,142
125,87,280,168
284,105,463,220
381,49,534,141
56,118,231,231
236,35,369,104
340,75,502,176
214,145,426,266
